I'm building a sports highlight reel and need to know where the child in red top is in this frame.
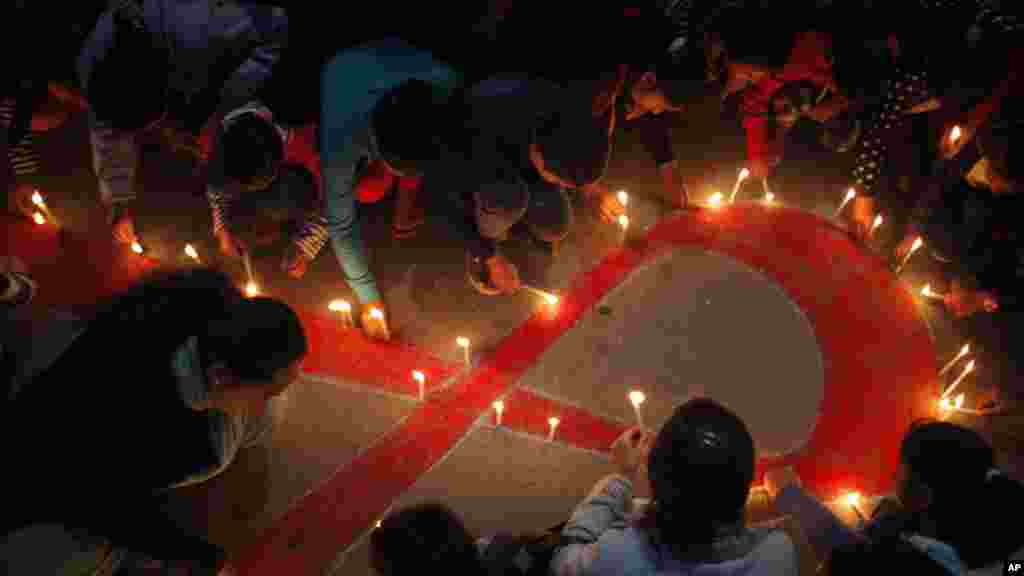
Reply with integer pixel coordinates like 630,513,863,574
727,30,844,178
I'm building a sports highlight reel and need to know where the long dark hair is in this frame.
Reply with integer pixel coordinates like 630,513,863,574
900,421,1024,568
638,398,756,560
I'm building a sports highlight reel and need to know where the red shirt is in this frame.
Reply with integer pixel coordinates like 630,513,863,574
739,31,835,168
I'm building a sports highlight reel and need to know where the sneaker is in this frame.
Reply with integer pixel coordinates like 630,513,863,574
466,251,501,295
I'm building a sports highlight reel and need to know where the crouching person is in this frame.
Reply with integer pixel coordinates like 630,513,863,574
551,399,800,575
202,101,327,280
2,268,307,574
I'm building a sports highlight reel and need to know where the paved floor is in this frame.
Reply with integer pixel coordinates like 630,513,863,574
3,81,1013,576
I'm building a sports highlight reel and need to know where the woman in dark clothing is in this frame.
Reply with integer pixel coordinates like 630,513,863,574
2,268,308,574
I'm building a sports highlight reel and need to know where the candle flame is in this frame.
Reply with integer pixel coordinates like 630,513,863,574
844,188,856,202
548,417,560,428
245,282,260,297
369,307,384,321
457,336,470,348
764,192,775,203
629,390,646,407
939,397,952,411
950,125,962,143
31,191,45,206
412,370,425,384
911,237,923,252
130,241,144,254
844,492,861,507
871,214,884,230
738,168,750,181
618,214,629,229
544,293,559,305
708,192,723,207
375,520,382,528
32,211,46,225
184,244,199,261
954,393,965,409
617,190,629,206
493,401,504,414
328,299,351,313
921,284,940,298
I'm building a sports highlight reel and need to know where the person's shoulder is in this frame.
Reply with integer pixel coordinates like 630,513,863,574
747,524,800,569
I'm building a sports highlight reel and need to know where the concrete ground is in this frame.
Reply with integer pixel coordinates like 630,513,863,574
2,76,1017,576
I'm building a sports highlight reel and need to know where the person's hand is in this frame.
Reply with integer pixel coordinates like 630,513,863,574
281,244,311,278
611,426,654,481
763,466,802,501
848,195,876,241
944,279,999,317
108,205,138,245
485,254,521,294
938,119,975,160
215,228,248,259
9,183,36,218
360,300,392,341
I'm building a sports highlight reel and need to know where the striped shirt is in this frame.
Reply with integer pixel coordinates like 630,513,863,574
1,99,40,177
204,102,329,261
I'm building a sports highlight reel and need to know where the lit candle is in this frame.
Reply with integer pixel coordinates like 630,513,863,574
242,251,255,285
938,343,970,376
764,192,775,204
618,214,629,230
523,285,559,306
30,189,56,223
493,401,504,427
729,168,750,203
245,281,260,297
617,190,629,207
941,359,975,398
547,416,560,442
375,520,382,529
457,337,471,367
131,241,144,254
413,370,426,401
707,192,724,209
869,214,884,238
950,125,962,144
368,307,389,339
835,187,856,218
895,237,924,273
841,491,866,523
32,211,46,225
184,243,200,263
628,390,646,427
328,299,353,327
31,190,45,208
921,283,945,301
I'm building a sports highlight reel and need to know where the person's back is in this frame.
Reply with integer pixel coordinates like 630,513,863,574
551,399,798,576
